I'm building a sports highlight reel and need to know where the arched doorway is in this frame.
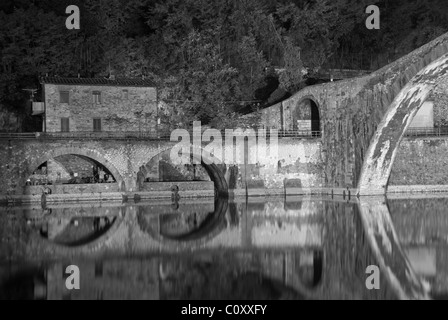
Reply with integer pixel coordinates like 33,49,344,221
293,97,321,136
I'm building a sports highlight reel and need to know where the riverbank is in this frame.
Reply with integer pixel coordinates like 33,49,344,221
3,184,448,205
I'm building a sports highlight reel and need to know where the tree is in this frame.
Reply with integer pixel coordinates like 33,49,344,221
159,30,241,129
278,37,304,92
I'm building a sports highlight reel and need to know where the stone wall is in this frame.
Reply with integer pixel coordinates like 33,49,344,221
244,139,324,192
389,138,448,186
431,80,448,128
258,78,368,188
24,183,120,196
47,159,71,181
44,84,157,132
49,155,95,179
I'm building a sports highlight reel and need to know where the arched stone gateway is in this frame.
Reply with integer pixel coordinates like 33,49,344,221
24,147,125,192
358,53,448,195
293,96,321,135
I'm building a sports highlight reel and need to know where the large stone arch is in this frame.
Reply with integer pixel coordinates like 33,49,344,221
358,53,448,195
24,147,125,192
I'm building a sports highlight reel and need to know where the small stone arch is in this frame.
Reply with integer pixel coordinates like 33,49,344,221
23,147,125,192
358,53,448,195
137,146,229,196
293,95,321,135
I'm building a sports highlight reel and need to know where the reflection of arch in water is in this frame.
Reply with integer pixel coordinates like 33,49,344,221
358,198,430,299
137,197,228,245
294,250,323,289
39,216,117,247
29,205,126,252
137,148,229,197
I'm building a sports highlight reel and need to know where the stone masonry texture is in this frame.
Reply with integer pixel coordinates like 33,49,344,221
43,83,157,133
389,138,448,185
0,138,324,196
258,32,448,189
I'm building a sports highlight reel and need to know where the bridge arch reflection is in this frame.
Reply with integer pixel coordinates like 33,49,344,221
26,204,125,252
137,196,229,246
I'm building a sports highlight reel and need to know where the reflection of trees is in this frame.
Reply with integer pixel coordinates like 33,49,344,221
0,208,30,262
0,268,45,300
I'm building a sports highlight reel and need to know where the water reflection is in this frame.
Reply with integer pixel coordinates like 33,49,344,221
25,205,121,247
1,195,447,299
137,198,228,242
388,195,448,300
0,252,324,300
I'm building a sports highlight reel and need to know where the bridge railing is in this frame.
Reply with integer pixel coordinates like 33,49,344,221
0,133,38,140
0,130,323,141
405,127,448,137
39,131,173,140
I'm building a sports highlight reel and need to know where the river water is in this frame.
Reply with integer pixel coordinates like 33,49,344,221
0,195,447,300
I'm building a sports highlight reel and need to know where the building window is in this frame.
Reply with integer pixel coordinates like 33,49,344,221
61,118,70,132
122,90,129,100
93,118,102,132
92,91,102,104
60,91,69,103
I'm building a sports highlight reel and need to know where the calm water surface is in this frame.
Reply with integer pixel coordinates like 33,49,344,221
0,195,447,300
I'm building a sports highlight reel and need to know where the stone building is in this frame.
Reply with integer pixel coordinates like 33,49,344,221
36,77,158,133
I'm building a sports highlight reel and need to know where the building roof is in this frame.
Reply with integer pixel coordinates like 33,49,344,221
41,77,156,88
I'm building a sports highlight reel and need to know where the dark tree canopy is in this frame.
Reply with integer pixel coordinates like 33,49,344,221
1,0,447,131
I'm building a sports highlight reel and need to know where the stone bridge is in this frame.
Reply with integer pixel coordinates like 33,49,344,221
0,137,325,200
2,33,448,199
259,31,448,195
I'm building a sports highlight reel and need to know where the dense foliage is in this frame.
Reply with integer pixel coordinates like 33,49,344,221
0,0,447,131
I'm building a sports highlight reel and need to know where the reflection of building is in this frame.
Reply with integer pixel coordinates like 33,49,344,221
38,251,321,300
36,77,158,133
45,261,160,300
